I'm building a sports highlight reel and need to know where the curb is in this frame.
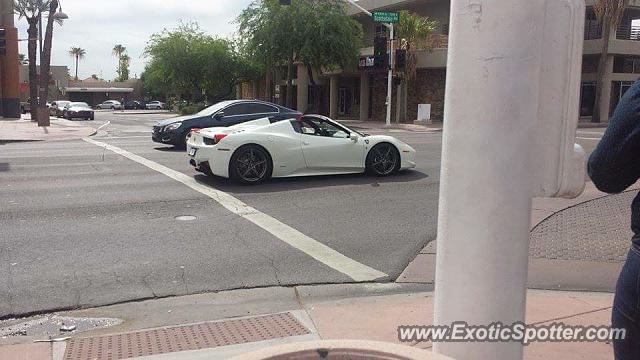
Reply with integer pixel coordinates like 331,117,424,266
110,111,175,116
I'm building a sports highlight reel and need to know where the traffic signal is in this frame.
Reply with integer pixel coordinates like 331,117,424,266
0,29,6,56
374,36,388,69
396,49,407,71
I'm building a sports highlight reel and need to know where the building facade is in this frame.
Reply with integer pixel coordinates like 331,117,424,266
241,0,640,124
0,0,21,118
18,64,70,102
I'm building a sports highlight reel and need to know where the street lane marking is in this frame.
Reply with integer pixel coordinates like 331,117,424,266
577,137,602,140
82,137,387,282
97,121,111,131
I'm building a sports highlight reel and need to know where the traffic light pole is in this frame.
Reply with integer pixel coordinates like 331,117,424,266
347,0,393,126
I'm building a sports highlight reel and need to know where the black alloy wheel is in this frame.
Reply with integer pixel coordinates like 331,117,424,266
366,143,400,176
229,145,272,184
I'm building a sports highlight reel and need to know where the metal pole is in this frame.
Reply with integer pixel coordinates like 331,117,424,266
433,0,546,359
346,0,394,126
385,24,393,127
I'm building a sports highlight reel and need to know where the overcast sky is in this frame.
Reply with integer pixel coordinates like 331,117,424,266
16,0,254,80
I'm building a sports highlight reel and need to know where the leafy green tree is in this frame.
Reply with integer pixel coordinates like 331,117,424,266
237,0,362,111
592,0,629,123
69,47,86,80
143,23,247,103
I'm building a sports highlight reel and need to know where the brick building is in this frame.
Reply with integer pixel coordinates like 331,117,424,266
240,0,640,124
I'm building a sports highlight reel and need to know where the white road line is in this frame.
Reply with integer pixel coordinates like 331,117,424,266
577,137,602,140
97,121,111,131
82,137,387,282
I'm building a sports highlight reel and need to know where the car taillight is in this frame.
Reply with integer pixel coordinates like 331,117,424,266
213,134,227,144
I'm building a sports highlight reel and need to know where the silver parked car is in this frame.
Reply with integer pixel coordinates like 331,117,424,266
146,101,165,110
96,100,123,110
49,100,71,117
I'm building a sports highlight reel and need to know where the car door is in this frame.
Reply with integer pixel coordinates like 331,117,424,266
299,117,365,171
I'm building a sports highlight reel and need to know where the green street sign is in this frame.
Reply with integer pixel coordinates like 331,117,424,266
373,11,399,24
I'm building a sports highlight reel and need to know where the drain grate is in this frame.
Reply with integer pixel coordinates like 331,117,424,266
63,312,309,360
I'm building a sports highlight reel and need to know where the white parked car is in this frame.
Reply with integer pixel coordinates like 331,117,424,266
96,100,123,110
146,101,165,110
187,114,416,184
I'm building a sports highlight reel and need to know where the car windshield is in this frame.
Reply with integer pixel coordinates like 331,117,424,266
197,100,235,116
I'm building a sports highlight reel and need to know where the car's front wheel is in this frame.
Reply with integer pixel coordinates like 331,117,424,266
366,143,400,176
229,145,272,184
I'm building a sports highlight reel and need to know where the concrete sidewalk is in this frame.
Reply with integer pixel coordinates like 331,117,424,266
0,118,96,142
399,180,639,292
0,285,614,360
338,119,444,133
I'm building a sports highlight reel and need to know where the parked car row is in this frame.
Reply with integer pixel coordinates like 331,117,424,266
22,99,168,117
151,99,417,185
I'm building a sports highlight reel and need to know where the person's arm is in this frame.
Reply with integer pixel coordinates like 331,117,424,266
588,81,640,194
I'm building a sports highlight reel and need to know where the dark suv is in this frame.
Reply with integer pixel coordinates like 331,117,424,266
152,100,301,148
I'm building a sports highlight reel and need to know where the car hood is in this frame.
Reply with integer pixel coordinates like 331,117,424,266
154,115,201,127
68,107,91,111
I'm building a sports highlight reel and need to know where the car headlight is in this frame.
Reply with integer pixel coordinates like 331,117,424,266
164,122,182,131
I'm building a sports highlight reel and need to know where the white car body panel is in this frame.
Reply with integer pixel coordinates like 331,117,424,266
187,117,416,180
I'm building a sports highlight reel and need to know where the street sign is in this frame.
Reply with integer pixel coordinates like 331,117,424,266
372,11,399,24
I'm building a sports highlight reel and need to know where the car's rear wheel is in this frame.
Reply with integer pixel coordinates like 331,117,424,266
366,143,400,176
229,145,272,184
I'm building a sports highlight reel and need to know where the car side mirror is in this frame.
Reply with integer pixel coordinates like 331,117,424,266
350,133,359,142
214,111,224,120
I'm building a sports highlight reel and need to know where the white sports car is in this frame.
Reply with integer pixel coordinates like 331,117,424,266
186,114,416,184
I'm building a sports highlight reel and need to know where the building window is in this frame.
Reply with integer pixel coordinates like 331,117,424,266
374,25,387,38
580,82,596,117
582,55,599,74
613,56,640,73
584,8,602,40
616,10,640,40
610,81,636,116
442,23,449,35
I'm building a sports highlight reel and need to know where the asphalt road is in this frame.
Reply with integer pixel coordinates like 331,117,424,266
0,112,443,317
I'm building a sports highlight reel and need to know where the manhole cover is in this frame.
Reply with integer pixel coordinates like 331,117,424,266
64,312,310,360
175,215,197,221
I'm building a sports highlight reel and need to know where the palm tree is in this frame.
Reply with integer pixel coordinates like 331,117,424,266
14,0,52,122
113,44,126,80
69,47,86,80
39,0,64,124
396,10,437,122
592,0,629,123
118,54,131,81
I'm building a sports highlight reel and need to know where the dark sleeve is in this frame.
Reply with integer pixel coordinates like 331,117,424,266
588,81,640,194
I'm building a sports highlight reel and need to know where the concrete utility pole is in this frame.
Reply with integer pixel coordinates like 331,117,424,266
433,0,586,359
0,0,21,118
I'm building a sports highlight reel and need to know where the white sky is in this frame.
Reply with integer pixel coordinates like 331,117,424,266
16,0,253,80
